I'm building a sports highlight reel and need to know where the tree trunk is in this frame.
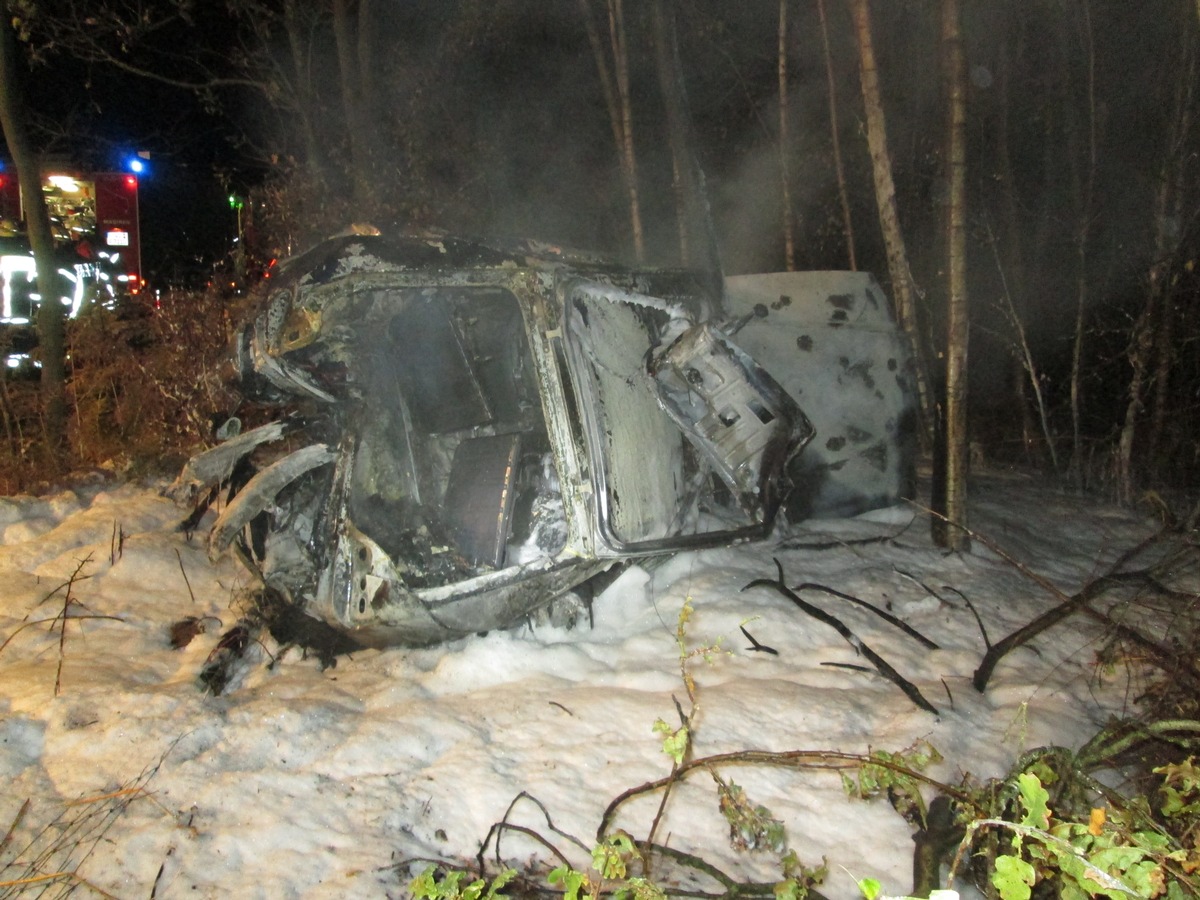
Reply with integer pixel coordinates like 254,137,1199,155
581,0,644,262
934,0,969,551
609,0,644,262
651,0,694,266
284,0,329,191
995,34,1045,468
846,0,933,447
649,0,723,296
778,0,796,270
332,0,372,213
817,0,856,271
0,15,66,463
1067,0,1097,484
1147,17,1195,475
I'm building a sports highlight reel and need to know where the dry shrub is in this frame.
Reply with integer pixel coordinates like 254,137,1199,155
0,375,42,494
0,288,239,493
64,289,239,478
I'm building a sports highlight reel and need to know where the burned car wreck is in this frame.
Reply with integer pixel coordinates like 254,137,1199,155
170,232,917,647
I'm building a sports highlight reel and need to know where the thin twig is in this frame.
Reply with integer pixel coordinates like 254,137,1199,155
175,549,197,604
54,555,95,697
478,791,588,874
0,798,29,857
0,615,126,656
942,585,990,649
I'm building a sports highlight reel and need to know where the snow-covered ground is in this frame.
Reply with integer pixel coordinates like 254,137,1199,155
0,470,1163,898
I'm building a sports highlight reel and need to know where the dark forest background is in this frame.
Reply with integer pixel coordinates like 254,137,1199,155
1,0,1198,517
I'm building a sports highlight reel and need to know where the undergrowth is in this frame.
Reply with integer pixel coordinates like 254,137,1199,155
0,288,237,493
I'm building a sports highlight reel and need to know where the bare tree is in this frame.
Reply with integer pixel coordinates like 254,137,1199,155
581,0,645,261
1066,0,1097,483
988,222,1059,473
994,30,1050,468
934,0,969,551
816,0,856,270
282,0,331,192
19,1,261,93
649,0,724,295
0,12,66,460
1147,13,1195,477
332,0,376,213
778,0,796,270
846,0,933,445
1118,0,1196,502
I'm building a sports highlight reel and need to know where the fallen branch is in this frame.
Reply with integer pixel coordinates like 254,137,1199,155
941,585,990,649
791,581,938,649
598,747,970,839
471,791,831,899
894,566,988,648
966,525,1185,692
743,560,938,714
479,791,589,874
0,800,29,860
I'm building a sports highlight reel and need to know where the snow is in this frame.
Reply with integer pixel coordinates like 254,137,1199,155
0,471,1161,898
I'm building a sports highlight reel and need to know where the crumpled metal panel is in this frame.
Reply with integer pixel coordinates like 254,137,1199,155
649,323,814,517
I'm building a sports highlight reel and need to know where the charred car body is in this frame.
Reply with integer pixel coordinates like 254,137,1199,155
170,232,917,647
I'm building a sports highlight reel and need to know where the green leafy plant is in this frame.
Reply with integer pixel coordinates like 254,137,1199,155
410,865,516,900
713,775,787,854
950,771,1191,900
547,834,667,900
857,876,962,900
842,740,942,826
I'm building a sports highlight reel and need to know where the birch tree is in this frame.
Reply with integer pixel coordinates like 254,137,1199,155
934,0,969,551
778,0,796,270
846,0,933,445
817,0,856,270
581,0,645,262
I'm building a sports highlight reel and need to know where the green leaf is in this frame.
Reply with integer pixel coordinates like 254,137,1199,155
1017,772,1052,830
1123,859,1167,899
548,865,587,900
622,876,668,900
485,869,516,900
1088,844,1149,873
993,854,1037,900
411,866,440,899
593,833,636,881
857,877,882,900
653,718,689,765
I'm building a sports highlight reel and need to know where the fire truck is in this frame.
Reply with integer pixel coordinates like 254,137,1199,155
0,164,142,330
